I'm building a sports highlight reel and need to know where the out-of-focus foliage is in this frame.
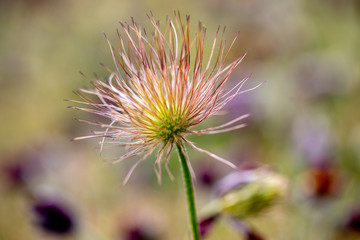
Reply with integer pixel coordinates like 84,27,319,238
1,0,360,239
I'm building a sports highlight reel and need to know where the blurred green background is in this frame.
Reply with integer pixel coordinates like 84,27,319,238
1,0,360,239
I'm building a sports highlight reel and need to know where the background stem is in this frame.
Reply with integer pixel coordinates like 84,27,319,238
176,142,201,240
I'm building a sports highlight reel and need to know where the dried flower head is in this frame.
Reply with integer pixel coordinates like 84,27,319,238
69,12,259,184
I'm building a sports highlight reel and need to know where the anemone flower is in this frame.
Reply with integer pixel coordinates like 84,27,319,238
69,12,258,240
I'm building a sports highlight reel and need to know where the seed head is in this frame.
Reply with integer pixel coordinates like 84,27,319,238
69,12,259,184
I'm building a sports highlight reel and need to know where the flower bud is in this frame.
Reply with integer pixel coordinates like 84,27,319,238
202,168,287,219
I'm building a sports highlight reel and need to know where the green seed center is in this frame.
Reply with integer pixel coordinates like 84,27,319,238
154,114,188,142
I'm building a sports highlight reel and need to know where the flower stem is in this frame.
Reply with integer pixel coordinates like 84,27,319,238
176,142,201,240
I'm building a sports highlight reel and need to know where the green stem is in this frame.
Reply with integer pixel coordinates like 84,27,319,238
176,142,201,240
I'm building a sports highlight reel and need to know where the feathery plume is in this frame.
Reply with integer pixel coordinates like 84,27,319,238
69,12,259,184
